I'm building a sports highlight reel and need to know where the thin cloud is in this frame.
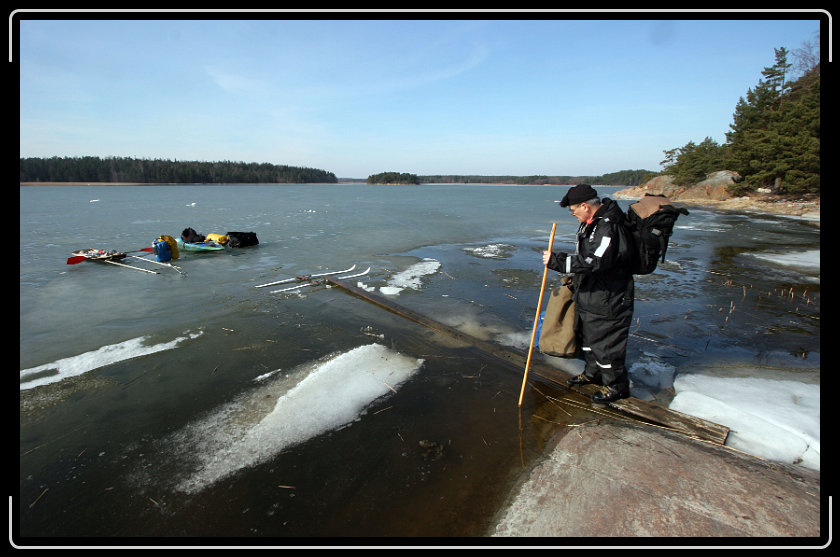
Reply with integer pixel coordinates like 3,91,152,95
204,65,271,97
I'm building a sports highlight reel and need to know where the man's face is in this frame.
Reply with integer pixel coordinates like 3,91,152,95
568,202,592,223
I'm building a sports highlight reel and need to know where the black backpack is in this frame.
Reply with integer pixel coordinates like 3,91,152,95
181,227,205,242
625,194,689,275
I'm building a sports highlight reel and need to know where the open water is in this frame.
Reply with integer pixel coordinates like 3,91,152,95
18,184,820,541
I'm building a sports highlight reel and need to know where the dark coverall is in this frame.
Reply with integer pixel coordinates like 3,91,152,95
546,197,634,395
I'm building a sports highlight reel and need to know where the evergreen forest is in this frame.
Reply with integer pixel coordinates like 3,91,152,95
19,156,338,185
661,39,820,197
414,169,652,186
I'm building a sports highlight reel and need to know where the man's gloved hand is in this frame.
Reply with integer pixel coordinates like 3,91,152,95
543,250,567,267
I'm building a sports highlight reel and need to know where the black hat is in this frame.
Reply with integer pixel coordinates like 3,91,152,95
559,183,598,207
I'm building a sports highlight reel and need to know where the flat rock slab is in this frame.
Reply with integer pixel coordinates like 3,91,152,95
491,420,821,540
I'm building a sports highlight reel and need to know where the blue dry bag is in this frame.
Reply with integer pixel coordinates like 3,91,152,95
154,239,172,262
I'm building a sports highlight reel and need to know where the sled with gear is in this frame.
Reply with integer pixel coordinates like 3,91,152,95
176,238,226,252
177,227,224,253
179,227,259,251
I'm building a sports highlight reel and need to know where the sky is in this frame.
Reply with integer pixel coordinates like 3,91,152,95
16,11,825,178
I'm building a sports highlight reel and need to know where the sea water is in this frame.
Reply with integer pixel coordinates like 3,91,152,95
19,184,820,537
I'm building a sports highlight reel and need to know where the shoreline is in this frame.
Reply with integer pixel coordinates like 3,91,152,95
685,197,820,222
635,195,821,222
611,181,820,222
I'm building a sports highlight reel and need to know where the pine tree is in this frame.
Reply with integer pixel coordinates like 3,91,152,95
761,47,792,102
661,137,726,186
724,46,819,196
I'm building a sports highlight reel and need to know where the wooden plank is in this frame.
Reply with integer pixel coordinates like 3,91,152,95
327,276,729,445
609,396,730,444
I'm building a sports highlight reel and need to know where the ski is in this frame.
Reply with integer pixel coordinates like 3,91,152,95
102,259,159,274
337,267,370,280
254,265,356,288
270,267,370,294
127,255,186,276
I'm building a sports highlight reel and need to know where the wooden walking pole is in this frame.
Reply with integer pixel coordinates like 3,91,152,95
518,222,557,407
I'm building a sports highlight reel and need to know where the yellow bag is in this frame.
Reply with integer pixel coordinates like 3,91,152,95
205,233,229,245
156,235,179,260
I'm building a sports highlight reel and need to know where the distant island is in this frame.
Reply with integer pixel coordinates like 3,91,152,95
417,169,654,186
365,169,654,186
366,172,421,185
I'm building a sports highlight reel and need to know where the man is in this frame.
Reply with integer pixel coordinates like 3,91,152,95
542,184,634,403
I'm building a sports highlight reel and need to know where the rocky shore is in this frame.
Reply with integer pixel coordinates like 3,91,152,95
612,171,820,222
490,419,822,539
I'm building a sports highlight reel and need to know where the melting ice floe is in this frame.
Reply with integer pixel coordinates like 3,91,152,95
495,331,821,472
746,249,820,271
670,374,820,471
380,258,441,296
173,344,424,494
19,331,204,391
463,243,514,259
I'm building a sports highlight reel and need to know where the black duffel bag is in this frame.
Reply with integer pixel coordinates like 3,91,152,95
226,231,259,248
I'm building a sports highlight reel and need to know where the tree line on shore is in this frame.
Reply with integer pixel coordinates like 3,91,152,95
365,168,653,186
19,156,338,184
660,37,820,197
20,157,652,187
